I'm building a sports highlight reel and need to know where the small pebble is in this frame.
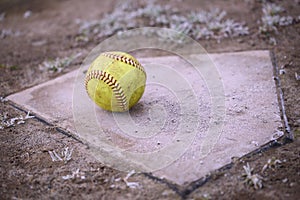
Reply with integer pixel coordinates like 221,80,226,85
289,182,296,187
282,178,288,183
295,72,300,81
31,40,47,46
279,69,285,75
24,10,32,19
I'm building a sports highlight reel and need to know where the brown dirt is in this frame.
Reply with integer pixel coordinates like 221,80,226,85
0,0,299,199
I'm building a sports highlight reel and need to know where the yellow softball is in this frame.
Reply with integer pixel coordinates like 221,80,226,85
85,51,146,112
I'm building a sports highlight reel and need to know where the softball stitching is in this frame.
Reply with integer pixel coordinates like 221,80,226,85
85,70,127,110
102,52,146,75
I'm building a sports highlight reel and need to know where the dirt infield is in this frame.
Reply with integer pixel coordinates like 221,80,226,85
0,0,299,199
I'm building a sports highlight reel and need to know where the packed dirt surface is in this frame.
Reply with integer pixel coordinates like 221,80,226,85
0,0,299,199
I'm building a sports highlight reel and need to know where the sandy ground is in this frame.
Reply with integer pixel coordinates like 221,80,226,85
0,0,299,199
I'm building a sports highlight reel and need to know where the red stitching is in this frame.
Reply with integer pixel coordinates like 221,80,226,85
102,52,146,74
85,70,127,110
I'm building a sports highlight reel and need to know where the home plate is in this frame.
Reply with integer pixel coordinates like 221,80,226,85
7,50,283,185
